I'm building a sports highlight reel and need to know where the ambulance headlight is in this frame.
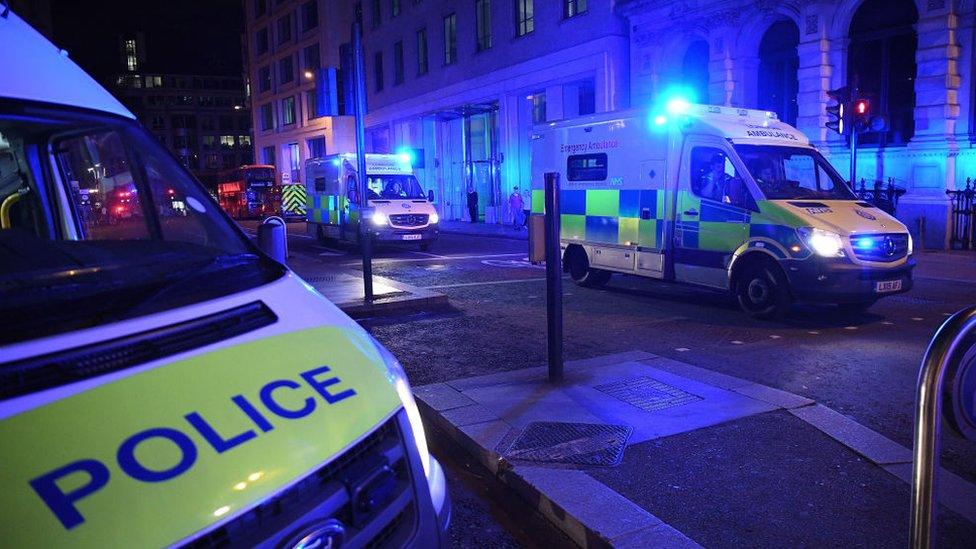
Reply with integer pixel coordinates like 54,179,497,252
908,233,914,255
798,227,845,258
429,212,439,224
369,337,431,478
371,212,388,226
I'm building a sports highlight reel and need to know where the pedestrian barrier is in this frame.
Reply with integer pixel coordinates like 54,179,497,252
856,178,905,216
910,305,976,548
947,180,976,250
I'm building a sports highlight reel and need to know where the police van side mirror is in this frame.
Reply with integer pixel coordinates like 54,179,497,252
428,189,435,202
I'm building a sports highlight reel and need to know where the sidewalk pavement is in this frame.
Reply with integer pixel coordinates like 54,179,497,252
439,220,528,240
415,351,976,547
286,252,448,318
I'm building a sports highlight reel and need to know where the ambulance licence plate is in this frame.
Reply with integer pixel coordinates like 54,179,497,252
875,280,902,293
401,234,422,241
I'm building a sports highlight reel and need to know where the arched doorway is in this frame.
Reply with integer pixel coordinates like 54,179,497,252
757,19,799,126
848,0,918,146
682,40,710,104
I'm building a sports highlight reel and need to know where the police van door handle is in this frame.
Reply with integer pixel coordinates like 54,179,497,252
683,209,699,217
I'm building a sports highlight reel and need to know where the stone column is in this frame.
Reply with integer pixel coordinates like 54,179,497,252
795,5,839,150
707,32,736,106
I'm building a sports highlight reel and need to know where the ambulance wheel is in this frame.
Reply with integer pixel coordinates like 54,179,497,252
419,242,432,251
837,300,877,314
315,224,329,244
735,260,791,319
567,247,611,288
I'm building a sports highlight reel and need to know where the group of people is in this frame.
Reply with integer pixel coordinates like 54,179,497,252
466,186,531,230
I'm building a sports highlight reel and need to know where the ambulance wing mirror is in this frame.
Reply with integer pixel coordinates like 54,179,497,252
428,189,435,202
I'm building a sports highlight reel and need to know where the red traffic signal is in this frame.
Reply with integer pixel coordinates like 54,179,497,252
854,99,869,115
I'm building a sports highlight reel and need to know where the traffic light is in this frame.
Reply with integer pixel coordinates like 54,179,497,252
826,87,850,135
853,98,870,132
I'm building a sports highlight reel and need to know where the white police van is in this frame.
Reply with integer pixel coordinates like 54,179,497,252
531,101,915,318
0,9,449,546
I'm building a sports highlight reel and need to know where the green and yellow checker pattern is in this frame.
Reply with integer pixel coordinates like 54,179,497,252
281,184,307,216
306,193,351,225
532,188,810,263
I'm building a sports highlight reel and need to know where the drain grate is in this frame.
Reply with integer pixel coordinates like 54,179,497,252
594,376,702,412
504,421,632,466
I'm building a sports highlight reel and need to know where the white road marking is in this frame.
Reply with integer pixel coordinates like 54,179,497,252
730,340,744,345
675,347,690,352
421,277,552,289
351,252,528,265
769,335,782,339
911,317,924,321
808,331,820,335
411,250,447,258
882,321,894,325
844,326,858,330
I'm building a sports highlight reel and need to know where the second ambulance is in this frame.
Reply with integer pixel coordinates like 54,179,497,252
531,102,914,318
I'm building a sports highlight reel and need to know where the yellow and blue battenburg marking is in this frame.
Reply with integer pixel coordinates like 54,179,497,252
532,188,666,248
307,194,358,225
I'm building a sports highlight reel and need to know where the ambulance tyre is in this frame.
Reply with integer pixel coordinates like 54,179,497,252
567,246,611,288
735,259,791,319
419,242,431,251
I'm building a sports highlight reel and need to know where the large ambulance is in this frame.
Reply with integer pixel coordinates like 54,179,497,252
0,10,449,547
305,154,439,250
531,102,915,318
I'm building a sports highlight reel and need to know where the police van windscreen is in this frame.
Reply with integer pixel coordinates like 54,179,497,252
0,105,284,346
735,145,856,201
366,174,426,200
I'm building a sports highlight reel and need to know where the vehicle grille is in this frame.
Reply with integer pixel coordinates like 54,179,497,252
849,233,909,262
389,214,428,227
184,415,417,548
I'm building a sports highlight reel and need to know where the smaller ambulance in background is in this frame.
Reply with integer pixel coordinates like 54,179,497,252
305,154,439,250
531,102,915,318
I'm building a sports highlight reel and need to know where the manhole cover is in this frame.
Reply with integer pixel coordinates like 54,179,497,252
594,376,702,412
504,422,631,466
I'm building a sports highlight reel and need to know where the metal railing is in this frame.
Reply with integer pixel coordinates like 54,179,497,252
855,178,906,216
910,305,976,548
947,180,976,250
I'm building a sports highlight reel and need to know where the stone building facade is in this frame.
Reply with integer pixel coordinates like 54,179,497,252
621,0,973,249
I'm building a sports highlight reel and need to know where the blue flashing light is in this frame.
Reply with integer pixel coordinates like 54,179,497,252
395,148,415,167
653,115,668,126
855,237,874,249
331,157,342,166
665,97,691,115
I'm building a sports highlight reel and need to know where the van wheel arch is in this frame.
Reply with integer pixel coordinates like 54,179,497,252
564,244,611,288
730,252,792,319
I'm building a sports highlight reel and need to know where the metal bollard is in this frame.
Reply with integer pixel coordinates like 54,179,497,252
257,216,287,264
910,306,976,548
543,172,563,382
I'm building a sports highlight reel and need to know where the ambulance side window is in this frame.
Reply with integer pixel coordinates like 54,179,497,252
314,176,326,192
689,146,754,210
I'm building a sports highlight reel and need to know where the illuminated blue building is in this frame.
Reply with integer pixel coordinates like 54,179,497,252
623,0,971,249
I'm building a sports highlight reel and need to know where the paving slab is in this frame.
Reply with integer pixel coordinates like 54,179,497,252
883,462,976,525
790,404,913,465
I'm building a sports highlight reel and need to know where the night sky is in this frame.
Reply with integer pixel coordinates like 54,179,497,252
49,0,244,82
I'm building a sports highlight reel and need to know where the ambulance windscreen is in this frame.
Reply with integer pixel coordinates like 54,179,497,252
366,174,427,199
735,145,855,201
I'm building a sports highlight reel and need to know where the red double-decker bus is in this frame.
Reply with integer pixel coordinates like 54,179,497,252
217,164,280,219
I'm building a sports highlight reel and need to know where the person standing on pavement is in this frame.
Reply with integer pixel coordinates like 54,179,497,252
521,186,531,229
467,186,479,223
509,186,525,230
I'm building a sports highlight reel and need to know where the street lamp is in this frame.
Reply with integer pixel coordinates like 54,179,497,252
304,70,314,80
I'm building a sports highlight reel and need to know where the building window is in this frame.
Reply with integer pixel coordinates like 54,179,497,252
303,44,321,73
444,13,457,64
145,75,162,88
150,115,166,129
279,55,294,84
475,0,491,52
205,153,219,169
260,103,274,130
531,92,546,124
563,0,586,18
286,142,301,182
758,20,799,127
308,136,326,158
371,0,381,28
392,0,400,17
393,41,404,84
220,135,236,148
258,65,272,92
374,51,384,91
256,27,269,55
682,40,710,104
417,28,428,75
516,0,533,36
203,135,216,149
276,14,292,45
124,38,138,72
301,1,318,31
282,96,296,125
848,0,918,146
262,146,275,165
578,78,595,115
307,90,319,119
254,0,267,18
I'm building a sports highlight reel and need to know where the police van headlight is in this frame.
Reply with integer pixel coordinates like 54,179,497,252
369,336,431,478
371,212,389,226
797,227,845,258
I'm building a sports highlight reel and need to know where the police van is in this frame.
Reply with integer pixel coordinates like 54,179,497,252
0,10,449,547
305,154,439,250
531,102,915,318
